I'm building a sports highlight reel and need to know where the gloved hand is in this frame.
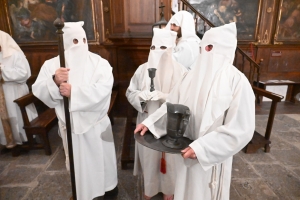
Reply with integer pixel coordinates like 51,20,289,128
150,90,168,102
139,90,152,101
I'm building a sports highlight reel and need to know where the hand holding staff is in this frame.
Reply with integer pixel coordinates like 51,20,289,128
53,18,77,200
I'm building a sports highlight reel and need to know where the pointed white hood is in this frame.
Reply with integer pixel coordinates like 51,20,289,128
165,11,200,45
169,22,237,139
141,28,185,93
0,30,23,58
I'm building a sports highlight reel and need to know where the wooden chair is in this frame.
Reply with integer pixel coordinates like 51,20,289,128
12,92,58,156
244,86,283,153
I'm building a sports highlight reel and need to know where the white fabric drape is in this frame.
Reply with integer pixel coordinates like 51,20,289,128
0,31,37,145
126,28,187,197
32,22,117,200
142,23,255,200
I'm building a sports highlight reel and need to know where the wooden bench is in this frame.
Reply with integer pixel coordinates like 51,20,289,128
244,86,284,153
13,92,58,156
254,80,300,103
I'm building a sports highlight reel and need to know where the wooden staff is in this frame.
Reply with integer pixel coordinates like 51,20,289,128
53,18,77,200
0,71,16,148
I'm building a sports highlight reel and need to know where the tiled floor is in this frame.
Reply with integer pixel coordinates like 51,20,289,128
1,114,300,200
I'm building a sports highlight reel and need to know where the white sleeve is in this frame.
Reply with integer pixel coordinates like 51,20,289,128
1,52,30,83
32,59,62,108
190,77,255,171
70,62,113,112
142,102,168,139
126,65,145,113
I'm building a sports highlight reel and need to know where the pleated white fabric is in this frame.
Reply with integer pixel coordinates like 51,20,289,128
0,31,37,145
126,28,187,197
32,22,117,200
142,23,255,200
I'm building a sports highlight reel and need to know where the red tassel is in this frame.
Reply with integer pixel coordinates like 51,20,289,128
160,152,166,174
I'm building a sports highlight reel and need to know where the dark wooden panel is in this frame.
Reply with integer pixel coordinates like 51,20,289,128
114,47,150,115
268,49,300,72
254,45,300,82
111,0,125,33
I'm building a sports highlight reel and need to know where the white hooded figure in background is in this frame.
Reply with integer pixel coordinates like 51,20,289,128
165,10,201,70
135,23,255,200
32,22,118,200
0,30,37,146
126,28,187,199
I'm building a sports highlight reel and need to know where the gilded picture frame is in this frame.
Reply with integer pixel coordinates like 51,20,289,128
5,0,97,44
274,0,300,44
189,0,262,42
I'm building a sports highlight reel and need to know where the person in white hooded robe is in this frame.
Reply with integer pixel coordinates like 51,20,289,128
134,22,255,200
126,28,187,200
0,30,37,147
32,22,118,200
165,10,201,70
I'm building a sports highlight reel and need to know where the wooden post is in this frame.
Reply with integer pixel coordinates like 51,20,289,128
53,18,77,200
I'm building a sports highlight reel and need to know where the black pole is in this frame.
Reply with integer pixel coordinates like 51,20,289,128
53,18,77,200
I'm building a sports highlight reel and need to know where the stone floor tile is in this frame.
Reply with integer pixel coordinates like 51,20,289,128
238,149,276,164
286,114,300,122
26,172,72,200
14,150,53,165
275,115,300,128
0,186,30,200
276,130,300,149
269,136,295,151
230,186,242,200
232,155,260,179
0,166,41,186
0,162,9,175
271,149,300,167
255,115,268,128
1,115,300,199
271,118,293,132
291,167,300,178
46,147,67,172
117,168,139,200
252,164,300,200
231,179,279,200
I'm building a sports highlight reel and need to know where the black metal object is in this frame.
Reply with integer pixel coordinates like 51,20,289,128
162,102,190,149
135,131,193,154
148,68,156,92
135,102,192,153
53,18,77,200
152,2,168,36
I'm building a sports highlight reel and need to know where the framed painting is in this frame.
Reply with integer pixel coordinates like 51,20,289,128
274,0,300,44
188,0,261,42
5,0,97,44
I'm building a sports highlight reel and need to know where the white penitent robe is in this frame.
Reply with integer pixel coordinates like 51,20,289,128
143,66,255,200
142,23,255,200
173,38,200,70
0,51,37,145
32,52,117,200
126,62,186,197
